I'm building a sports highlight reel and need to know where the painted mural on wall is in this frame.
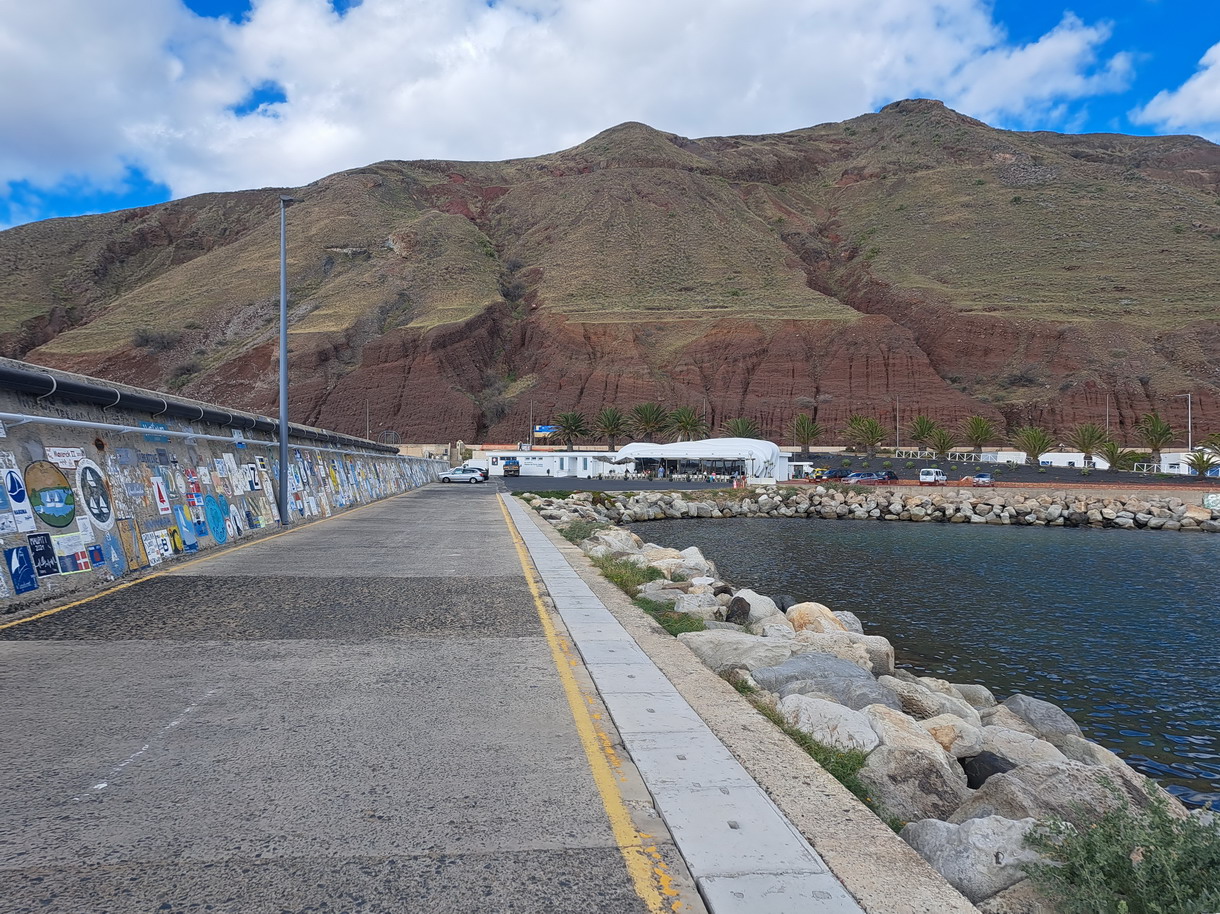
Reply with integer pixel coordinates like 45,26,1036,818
0,411,444,612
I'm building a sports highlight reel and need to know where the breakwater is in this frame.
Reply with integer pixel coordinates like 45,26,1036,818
535,484,1220,532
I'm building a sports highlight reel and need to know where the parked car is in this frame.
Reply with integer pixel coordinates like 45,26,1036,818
971,472,995,487
461,462,490,479
875,470,900,482
918,468,948,486
845,472,879,484
440,466,485,483
820,468,854,480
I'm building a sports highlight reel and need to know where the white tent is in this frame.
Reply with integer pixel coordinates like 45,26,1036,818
615,437,788,481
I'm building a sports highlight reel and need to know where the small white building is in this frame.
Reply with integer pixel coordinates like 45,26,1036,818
615,437,790,482
483,450,631,478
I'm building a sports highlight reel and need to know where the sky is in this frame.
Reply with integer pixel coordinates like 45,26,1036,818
2,0,1219,229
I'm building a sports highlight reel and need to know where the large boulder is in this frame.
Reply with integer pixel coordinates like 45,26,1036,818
642,544,683,563
879,676,982,726
980,705,1040,736
953,683,998,710
794,631,895,676
901,816,1042,903
1001,694,1083,742
786,601,848,634
859,745,974,822
747,613,795,637
779,677,903,712
920,715,985,759
948,761,1184,829
724,596,752,625
671,592,725,621
832,610,865,634
678,546,716,578
981,727,1069,768
778,695,879,752
1054,734,1127,769
733,588,783,624
676,630,795,674
865,705,954,758
585,527,643,556
751,652,876,693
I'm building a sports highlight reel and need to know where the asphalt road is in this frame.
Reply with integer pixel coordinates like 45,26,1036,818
0,484,658,913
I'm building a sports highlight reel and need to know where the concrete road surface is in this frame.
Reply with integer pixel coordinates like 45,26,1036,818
0,483,690,913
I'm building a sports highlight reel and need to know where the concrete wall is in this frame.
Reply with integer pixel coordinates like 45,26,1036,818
0,361,446,614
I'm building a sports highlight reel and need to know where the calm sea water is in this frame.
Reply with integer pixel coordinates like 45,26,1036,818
641,517,1220,808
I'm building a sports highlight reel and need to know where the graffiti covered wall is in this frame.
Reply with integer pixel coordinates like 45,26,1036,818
0,360,446,614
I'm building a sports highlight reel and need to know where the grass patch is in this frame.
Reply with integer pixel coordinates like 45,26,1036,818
590,555,664,593
1024,782,1220,914
635,596,706,636
559,519,609,544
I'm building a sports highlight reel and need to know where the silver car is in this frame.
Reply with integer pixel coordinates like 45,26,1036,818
439,466,485,484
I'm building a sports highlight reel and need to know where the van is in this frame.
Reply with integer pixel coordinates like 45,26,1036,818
918,468,948,486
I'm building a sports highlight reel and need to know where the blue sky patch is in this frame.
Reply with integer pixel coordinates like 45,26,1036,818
183,0,252,21
230,81,288,117
1,168,173,230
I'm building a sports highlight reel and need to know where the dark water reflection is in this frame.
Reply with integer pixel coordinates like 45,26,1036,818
641,518,1220,808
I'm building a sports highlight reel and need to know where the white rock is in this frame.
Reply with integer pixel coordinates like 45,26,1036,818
734,588,782,623
879,676,982,726
919,714,985,758
794,631,895,676
953,683,998,710
779,694,880,752
982,728,1069,768
832,610,865,634
901,816,1043,903
676,630,795,674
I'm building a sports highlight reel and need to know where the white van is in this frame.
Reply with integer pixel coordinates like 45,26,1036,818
918,468,948,486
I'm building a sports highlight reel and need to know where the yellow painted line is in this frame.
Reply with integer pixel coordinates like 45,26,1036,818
0,487,420,632
497,496,680,913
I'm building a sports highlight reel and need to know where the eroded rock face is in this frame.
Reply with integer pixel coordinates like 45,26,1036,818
859,745,973,822
750,652,876,693
948,761,1185,828
901,816,1042,903
778,694,880,752
675,630,794,674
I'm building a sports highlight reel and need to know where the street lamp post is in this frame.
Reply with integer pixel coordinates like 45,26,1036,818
278,195,303,525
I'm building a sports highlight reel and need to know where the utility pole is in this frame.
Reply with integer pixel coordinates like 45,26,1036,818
278,194,303,526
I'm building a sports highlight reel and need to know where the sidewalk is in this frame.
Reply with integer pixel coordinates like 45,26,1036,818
502,493,981,914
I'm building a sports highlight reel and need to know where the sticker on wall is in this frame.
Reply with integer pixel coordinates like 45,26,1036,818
117,519,149,570
101,530,128,576
167,525,185,555
150,475,172,515
76,458,115,529
0,511,15,534
189,506,208,539
27,533,59,577
76,514,94,543
0,566,9,599
203,495,228,543
2,458,37,533
45,447,84,469
52,532,91,574
255,455,268,471
198,466,212,488
213,458,228,478
5,546,38,595
87,544,105,567
25,461,77,528
172,505,199,553
140,421,169,443
227,503,244,538
141,532,163,565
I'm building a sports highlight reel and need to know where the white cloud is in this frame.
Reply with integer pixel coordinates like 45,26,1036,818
0,0,1135,207
1132,40,1220,139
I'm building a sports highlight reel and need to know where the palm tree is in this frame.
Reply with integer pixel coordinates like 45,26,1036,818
629,403,669,443
721,417,762,439
1096,440,1131,473
844,415,887,459
960,416,997,454
593,406,629,451
908,414,939,450
1135,412,1174,467
550,411,590,451
927,427,956,461
1183,450,1220,479
1010,426,1055,466
789,413,824,462
1202,432,1220,454
1066,422,1108,465
668,406,709,442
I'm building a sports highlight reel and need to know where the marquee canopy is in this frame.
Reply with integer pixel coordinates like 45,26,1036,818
611,437,786,477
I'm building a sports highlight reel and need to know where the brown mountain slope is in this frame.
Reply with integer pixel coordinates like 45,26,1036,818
3,98,1218,444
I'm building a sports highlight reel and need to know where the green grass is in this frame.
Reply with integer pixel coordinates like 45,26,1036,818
1023,782,1220,914
634,596,706,636
559,519,610,544
590,555,665,593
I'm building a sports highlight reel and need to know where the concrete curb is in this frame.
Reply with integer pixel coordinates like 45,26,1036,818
505,494,982,914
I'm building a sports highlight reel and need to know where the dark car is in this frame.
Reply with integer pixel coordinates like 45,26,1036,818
820,468,854,480
875,470,900,482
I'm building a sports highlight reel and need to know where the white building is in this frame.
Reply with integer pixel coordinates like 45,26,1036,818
483,450,629,478
615,437,790,482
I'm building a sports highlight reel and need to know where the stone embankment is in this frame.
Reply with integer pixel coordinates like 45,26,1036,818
518,491,1210,913
534,485,1220,532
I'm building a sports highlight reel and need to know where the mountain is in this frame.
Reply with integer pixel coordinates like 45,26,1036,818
2,98,1218,444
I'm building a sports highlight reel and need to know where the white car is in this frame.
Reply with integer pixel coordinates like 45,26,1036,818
439,466,485,484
